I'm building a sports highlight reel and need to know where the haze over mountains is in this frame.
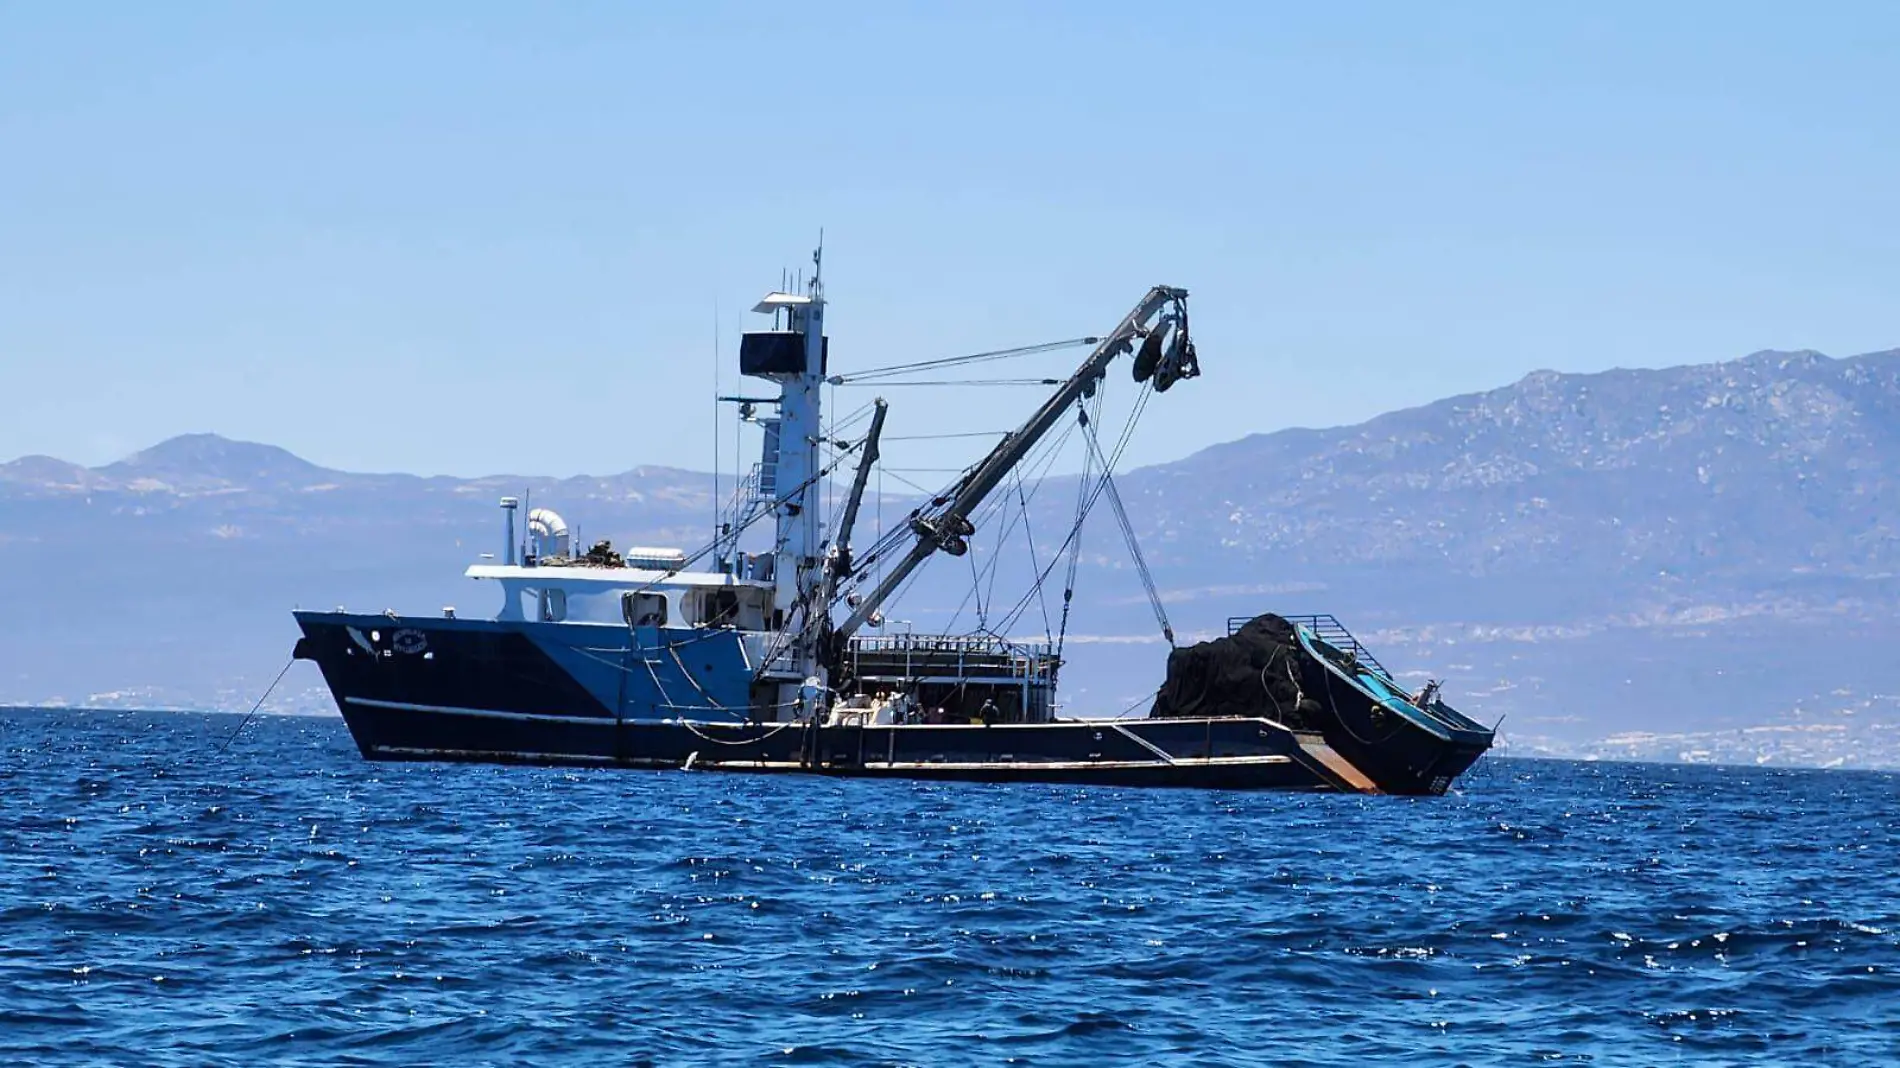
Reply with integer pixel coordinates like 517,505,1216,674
6,346,1897,768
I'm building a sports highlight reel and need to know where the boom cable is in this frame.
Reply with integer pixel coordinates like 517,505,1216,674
834,378,1062,388
827,337,1099,385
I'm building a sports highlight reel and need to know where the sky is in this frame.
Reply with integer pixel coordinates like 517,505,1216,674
2,1,1897,479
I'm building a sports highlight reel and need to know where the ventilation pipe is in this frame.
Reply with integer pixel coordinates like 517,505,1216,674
527,508,571,559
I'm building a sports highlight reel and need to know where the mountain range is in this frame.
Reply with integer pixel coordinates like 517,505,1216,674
6,346,1898,768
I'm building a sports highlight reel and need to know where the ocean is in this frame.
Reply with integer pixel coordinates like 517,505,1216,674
2,707,1895,1065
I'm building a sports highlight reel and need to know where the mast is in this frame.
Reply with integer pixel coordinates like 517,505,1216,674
835,284,1192,643
744,246,830,719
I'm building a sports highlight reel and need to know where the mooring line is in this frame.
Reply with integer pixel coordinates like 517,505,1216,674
215,657,296,754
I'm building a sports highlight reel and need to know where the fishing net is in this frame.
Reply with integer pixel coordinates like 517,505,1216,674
1148,613,1322,725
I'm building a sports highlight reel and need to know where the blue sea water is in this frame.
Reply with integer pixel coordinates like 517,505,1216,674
2,708,1896,1066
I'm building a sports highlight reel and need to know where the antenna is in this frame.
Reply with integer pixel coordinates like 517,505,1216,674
713,295,722,568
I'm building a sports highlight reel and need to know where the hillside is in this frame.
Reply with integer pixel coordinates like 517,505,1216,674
1125,348,1900,584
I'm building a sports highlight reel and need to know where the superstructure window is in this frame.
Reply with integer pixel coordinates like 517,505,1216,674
684,585,770,628
623,592,668,628
700,589,740,627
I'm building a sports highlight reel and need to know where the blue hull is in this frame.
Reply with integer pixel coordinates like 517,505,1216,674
332,699,1338,790
292,613,1361,791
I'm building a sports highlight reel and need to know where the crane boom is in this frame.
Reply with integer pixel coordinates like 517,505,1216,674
831,397,887,580
835,285,1192,642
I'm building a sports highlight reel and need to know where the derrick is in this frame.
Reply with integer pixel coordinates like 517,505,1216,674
834,285,1199,643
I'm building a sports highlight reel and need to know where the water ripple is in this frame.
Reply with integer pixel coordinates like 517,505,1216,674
2,708,1896,1064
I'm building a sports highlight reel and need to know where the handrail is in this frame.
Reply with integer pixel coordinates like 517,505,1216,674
1292,624,1452,743
1228,613,1392,678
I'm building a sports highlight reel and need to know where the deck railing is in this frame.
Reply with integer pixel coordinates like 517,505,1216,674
846,632,1059,685
850,632,1047,658
1227,613,1393,679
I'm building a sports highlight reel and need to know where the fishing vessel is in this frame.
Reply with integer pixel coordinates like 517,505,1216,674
292,250,1494,794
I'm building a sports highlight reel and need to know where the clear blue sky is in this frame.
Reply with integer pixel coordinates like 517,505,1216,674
2,1,1895,478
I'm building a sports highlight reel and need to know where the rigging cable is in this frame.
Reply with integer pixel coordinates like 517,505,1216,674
1015,469,1056,649
885,431,1009,442
1054,386,1103,663
929,415,1081,641
973,427,1073,642
752,411,901,679
633,436,872,605
828,337,1099,384
1113,685,1165,720
1076,403,1174,646
968,535,987,630
990,381,1156,641
833,378,1062,388
831,356,1145,643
